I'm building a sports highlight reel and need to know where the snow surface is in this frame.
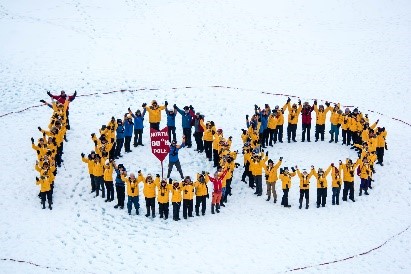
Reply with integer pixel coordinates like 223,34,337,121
1,0,411,273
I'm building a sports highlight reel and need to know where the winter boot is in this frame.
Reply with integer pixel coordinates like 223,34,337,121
211,204,215,214
114,204,119,209
266,196,271,201
136,209,139,215
195,206,200,216
145,206,150,217
42,201,46,209
216,204,220,213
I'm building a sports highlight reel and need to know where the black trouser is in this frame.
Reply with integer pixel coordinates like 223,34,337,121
158,202,169,218
302,123,311,141
225,178,232,196
66,110,70,129
376,147,384,163
213,149,219,167
195,196,207,215
342,129,347,144
56,145,63,166
268,128,275,145
167,126,176,142
124,136,132,152
104,181,114,200
172,202,181,220
167,160,184,179
332,187,341,204
317,188,327,206
281,188,289,206
145,197,155,216
343,181,355,200
183,128,192,146
40,191,52,207
115,186,125,207
109,143,116,159
315,124,325,141
115,138,124,157
194,132,204,151
242,162,249,182
259,132,264,146
255,175,263,195
299,189,309,207
150,123,160,130
276,125,283,142
183,199,193,218
287,123,297,141
95,176,105,197
204,141,212,160
351,131,360,146
249,171,255,188
90,174,96,192
263,128,269,146
134,129,144,146
346,130,353,146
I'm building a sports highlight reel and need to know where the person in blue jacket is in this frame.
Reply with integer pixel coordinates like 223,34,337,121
124,114,134,153
113,161,126,209
128,107,146,147
166,107,177,142
174,104,194,148
166,137,186,179
257,106,269,148
115,119,125,159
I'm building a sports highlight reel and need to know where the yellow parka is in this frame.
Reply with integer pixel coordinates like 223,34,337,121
279,171,296,189
297,169,313,190
103,163,114,182
171,183,183,202
312,166,332,188
82,156,95,175
157,183,172,204
36,176,52,192
339,160,360,182
182,182,195,200
313,104,329,125
265,160,282,183
145,105,166,123
287,102,302,124
194,175,209,196
122,175,140,197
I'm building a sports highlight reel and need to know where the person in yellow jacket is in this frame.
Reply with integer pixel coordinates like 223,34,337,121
36,175,52,210
264,157,282,202
81,151,96,193
273,105,286,143
200,120,215,161
138,172,160,218
326,102,342,143
375,127,387,166
312,166,332,208
286,98,302,143
341,108,352,146
156,178,172,219
313,101,330,142
121,172,140,215
142,100,167,130
267,110,278,146
330,164,343,205
241,144,253,187
194,172,209,216
212,129,224,167
93,154,105,198
103,159,114,203
358,159,371,196
181,176,195,219
171,180,183,221
250,150,269,196
31,137,47,160
296,167,313,209
279,167,296,207
339,158,360,202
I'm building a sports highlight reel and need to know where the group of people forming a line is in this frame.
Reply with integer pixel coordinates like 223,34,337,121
240,98,388,208
32,90,77,210
81,100,240,220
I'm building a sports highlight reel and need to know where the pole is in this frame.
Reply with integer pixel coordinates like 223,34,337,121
161,161,164,178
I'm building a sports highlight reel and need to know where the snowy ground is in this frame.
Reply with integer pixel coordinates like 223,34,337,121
1,0,411,273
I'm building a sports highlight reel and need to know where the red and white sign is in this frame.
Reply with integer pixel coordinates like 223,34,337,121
150,127,170,162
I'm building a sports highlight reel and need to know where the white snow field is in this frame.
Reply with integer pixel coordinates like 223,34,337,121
1,0,411,273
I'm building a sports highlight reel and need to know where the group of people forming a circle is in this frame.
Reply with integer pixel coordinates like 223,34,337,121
32,90,388,220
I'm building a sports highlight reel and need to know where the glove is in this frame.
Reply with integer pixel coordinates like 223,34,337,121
246,114,249,120
314,100,317,105
211,130,216,135
142,103,147,107
36,177,39,181
331,163,334,167
81,153,85,157
265,151,268,156
265,175,269,180
254,104,258,110
279,157,283,161
47,91,52,97
291,167,295,172
385,143,388,150
165,101,168,106
189,105,194,110
298,99,301,105
138,170,141,173
303,184,307,188
325,102,330,107
37,126,41,131
168,178,173,184
202,171,206,175
229,136,232,140
111,138,114,143
173,104,177,109
73,90,77,97
91,133,95,137
31,137,34,144
40,99,46,103
128,107,131,112
287,97,291,103
206,194,209,199
156,174,160,178
241,129,247,135
337,182,341,187
337,124,341,128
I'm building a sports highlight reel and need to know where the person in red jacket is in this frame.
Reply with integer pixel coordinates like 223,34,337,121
301,101,314,142
208,168,228,214
47,90,77,130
